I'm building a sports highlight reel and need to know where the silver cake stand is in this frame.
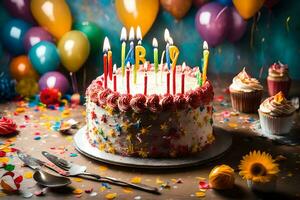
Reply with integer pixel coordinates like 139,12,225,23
74,126,232,169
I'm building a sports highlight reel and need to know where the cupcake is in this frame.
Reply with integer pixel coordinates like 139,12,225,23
258,92,296,135
267,62,291,97
229,68,263,113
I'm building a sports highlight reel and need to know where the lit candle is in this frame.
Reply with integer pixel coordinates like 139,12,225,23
126,62,130,94
152,38,158,74
181,62,186,94
164,29,170,70
107,39,113,81
202,41,209,84
160,50,165,83
168,37,180,95
134,26,146,84
125,27,135,65
103,37,109,88
120,27,127,77
166,70,170,95
144,62,148,96
113,64,117,92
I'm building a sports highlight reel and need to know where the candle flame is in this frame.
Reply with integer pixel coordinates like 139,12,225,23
126,61,130,68
144,62,148,71
113,64,117,73
103,37,110,52
129,27,135,41
136,26,142,41
203,41,208,50
120,27,127,41
168,37,173,45
182,62,186,69
152,38,158,48
164,28,170,42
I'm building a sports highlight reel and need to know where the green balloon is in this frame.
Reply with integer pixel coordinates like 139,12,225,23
73,21,103,54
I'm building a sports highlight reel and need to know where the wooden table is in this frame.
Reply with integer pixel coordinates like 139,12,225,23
1,77,300,200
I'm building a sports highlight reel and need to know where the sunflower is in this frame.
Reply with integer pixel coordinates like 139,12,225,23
239,150,279,183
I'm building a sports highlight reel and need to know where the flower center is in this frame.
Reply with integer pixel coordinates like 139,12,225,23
250,163,267,176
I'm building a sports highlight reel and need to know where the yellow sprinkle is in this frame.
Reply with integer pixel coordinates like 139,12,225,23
228,122,238,128
122,187,133,193
105,193,117,199
65,136,73,142
99,186,107,192
195,191,206,198
73,178,83,182
16,107,26,113
24,171,33,179
73,188,83,195
156,178,164,185
0,157,9,163
131,176,141,184
99,165,108,171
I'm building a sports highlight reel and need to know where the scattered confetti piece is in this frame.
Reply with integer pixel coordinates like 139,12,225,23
73,177,83,182
85,188,93,193
122,187,133,194
156,178,164,185
99,165,108,171
195,191,206,198
199,181,210,189
4,164,15,172
228,122,238,128
90,192,97,197
22,190,33,198
131,177,142,184
24,172,33,179
105,193,117,199
99,186,107,192
134,196,142,200
73,188,83,195
70,153,78,157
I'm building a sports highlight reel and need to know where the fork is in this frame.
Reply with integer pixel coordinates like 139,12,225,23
42,151,160,194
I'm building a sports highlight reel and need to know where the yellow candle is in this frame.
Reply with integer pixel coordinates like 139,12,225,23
134,45,146,84
202,41,209,84
120,27,127,77
169,39,179,70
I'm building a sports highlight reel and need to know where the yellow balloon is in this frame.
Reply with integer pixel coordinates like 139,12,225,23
31,0,72,39
115,0,159,37
233,0,265,20
58,31,90,72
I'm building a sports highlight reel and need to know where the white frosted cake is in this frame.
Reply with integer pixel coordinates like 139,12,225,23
85,65,214,158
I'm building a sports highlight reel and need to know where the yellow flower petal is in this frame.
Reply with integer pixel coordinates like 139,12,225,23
131,177,141,184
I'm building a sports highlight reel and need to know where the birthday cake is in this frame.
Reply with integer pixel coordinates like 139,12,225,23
85,64,214,158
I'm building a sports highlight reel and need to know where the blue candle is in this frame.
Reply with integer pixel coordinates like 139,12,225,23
164,29,170,70
125,27,135,65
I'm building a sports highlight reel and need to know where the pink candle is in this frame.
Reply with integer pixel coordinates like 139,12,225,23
167,71,170,94
126,69,130,94
172,66,176,94
144,72,148,95
181,73,185,94
103,53,108,88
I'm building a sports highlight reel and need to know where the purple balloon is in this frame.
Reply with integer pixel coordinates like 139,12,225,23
195,2,230,47
39,72,70,94
227,7,247,42
23,27,54,52
3,0,35,23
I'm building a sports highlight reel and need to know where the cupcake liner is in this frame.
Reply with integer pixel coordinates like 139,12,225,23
267,78,291,97
258,110,294,135
230,90,263,113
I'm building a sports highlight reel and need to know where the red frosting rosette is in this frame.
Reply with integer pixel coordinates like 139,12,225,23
147,94,162,113
174,93,188,110
98,88,112,106
160,94,174,111
186,89,202,109
40,88,61,106
0,117,18,136
118,94,132,112
201,80,214,105
130,94,146,113
106,92,120,110
86,81,103,103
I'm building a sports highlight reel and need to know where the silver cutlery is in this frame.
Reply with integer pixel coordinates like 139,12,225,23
17,151,71,188
42,151,160,194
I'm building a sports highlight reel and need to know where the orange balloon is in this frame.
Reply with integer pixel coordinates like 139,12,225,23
10,55,39,81
115,0,159,37
31,0,72,39
233,0,265,20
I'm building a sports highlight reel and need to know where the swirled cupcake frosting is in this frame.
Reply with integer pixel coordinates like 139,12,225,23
259,92,296,116
268,62,289,79
229,68,263,92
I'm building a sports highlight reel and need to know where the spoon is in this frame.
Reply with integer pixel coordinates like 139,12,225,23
33,170,71,187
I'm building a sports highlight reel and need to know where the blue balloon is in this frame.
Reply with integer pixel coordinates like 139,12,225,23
29,41,60,74
216,0,233,6
1,19,31,55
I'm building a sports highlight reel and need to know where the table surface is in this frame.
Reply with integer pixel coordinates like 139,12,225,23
1,77,300,200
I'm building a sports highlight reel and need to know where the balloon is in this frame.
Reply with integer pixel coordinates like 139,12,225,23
73,21,103,55
1,19,31,55
30,0,72,39
264,0,280,9
3,0,35,23
160,0,192,20
9,55,38,81
232,0,265,20
58,31,90,72
28,41,60,75
23,27,54,52
193,0,210,8
217,0,233,6
39,71,70,94
195,2,230,47
227,7,247,42
115,0,159,37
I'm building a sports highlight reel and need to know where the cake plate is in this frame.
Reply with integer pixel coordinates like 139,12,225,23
74,126,232,169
